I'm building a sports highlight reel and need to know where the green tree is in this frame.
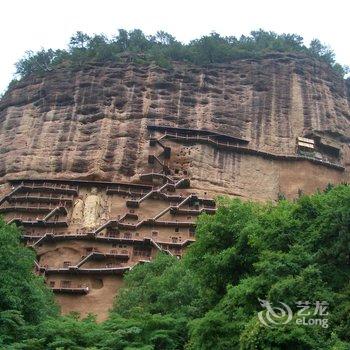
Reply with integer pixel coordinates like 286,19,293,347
12,29,348,79
187,185,350,349
114,253,201,319
0,219,58,345
309,38,335,64
15,49,64,76
69,31,91,49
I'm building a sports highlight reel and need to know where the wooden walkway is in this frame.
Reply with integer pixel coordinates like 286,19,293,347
161,133,344,171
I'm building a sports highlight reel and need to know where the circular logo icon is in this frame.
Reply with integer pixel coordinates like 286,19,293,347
258,298,293,327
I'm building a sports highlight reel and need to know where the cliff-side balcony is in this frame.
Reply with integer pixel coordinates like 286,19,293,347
51,286,89,294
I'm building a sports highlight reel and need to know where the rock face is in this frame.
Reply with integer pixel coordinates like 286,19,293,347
1,53,349,200
0,53,349,319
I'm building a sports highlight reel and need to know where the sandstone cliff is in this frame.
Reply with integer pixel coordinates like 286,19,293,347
1,53,349,201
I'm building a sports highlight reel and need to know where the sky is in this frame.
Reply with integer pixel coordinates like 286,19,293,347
1,0,349,93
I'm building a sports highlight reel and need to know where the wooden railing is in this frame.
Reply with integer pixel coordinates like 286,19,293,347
163,133,344,170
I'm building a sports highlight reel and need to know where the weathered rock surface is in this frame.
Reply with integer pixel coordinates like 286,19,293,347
0,53,349,320
1,53,349,200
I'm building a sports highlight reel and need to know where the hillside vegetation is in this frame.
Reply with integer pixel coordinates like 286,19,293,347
13,29,349,83
0,184,349,349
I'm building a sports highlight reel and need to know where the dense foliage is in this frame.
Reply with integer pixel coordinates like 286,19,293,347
1,185,349,349
13,29,349,81
0,219,58,347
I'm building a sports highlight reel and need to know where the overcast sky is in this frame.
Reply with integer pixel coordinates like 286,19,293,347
1,0,349,93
